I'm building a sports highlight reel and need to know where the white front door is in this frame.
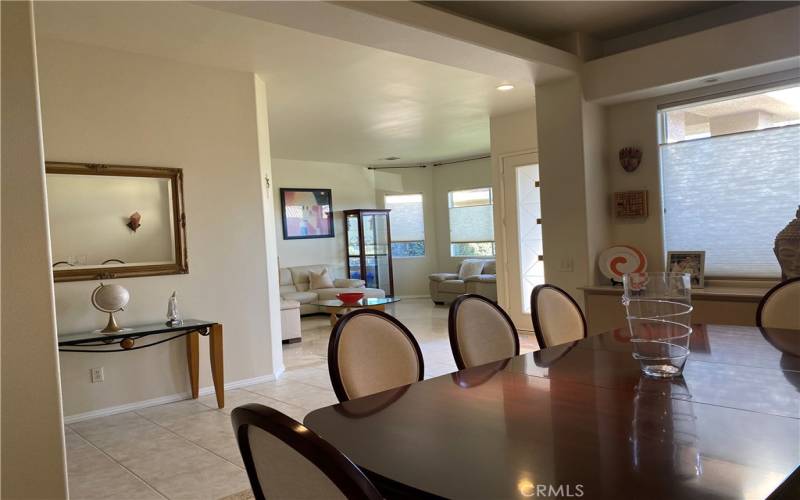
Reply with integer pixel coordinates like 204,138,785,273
500,152,545,332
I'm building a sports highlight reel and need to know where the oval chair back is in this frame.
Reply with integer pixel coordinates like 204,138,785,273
328,309,424,402
530,284,587,349
231,404,381,500
448,294,519,370
756,277,800,330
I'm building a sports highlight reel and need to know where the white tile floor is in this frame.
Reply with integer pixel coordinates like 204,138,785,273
65,299,539,499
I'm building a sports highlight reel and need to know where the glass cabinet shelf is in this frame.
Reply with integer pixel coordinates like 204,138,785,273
344,209,395,297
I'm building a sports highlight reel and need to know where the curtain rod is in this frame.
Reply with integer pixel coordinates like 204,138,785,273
367,165,427,170
432,155,490,167
368,154,490,170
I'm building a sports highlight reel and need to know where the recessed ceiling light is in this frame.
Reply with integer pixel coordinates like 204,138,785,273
496,84,515,92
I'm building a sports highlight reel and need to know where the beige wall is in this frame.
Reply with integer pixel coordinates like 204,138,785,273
37,39,280,417
535,77,594,306
489,83,608,309
1,1,69,496
582,100,611,286
376,166,439,297
271,159,376,271
432,158,494,273
605,70,800,272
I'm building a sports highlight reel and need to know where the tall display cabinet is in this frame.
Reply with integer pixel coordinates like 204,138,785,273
344,209,395,297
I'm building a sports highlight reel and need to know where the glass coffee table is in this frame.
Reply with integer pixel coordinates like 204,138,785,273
311,297,401,326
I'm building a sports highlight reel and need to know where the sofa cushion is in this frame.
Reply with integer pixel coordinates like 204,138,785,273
280,299,301,310
438,280,467,294
458,260,485,280
464,274,496,283
309,268,335,290
483,260,496,275
333,278,365,288
315,287,386,300
279,268,294,287
429,273,459,282
281,291,318,304
289,265,328,292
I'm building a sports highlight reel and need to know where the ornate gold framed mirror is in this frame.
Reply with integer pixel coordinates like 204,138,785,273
45,162,188,282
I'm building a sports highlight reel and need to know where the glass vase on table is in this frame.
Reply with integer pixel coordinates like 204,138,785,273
623,272,693,378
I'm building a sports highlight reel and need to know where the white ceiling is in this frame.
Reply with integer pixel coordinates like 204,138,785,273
33,1,536,166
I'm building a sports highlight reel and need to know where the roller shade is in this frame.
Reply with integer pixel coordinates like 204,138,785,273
662,125,800,277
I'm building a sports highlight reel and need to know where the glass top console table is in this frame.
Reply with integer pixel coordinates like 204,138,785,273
58,319,225,408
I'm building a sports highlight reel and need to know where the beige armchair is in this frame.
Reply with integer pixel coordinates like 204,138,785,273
429,259,497,304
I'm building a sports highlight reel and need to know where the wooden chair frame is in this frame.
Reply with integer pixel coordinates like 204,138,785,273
756,277,800,327
231,404,381,500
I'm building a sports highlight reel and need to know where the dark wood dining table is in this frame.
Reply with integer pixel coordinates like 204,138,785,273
304,325,800,499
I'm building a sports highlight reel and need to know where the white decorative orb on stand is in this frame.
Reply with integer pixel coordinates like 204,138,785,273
91,283,130,333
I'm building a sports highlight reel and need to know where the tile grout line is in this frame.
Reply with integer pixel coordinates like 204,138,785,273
67,428,170,500
133,408,248,474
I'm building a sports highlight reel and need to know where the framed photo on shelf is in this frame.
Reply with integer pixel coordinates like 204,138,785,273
279,188,334,240
666,251,705,288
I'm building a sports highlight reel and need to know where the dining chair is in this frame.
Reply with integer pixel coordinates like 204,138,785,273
530,284,588,348
231,404,382,500
328,309,424,402
448,294,519,370
756,277,800,330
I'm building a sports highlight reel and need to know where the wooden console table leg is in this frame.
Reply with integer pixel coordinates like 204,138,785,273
186,331,199,399
209,323,224,408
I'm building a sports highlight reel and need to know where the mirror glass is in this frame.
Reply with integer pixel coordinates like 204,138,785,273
47,174,176,268
45,163,187,281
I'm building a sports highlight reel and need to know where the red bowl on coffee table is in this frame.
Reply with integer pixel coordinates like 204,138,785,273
337,292,364,305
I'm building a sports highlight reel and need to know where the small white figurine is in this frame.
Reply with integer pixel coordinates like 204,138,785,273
166,291,182,326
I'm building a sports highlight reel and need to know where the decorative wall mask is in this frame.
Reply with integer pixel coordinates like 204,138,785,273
619,147,642,172
127,211,142,232
774,206,800,280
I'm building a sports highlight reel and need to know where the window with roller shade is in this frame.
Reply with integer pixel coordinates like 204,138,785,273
448,187,495,257
384,194,425,257
659,83,800,278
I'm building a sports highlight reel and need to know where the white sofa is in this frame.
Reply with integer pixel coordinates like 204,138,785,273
279,264,386,315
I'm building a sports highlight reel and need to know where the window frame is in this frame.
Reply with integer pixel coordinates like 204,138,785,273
657,79,800,281
447,187,496,258
384,192,426,259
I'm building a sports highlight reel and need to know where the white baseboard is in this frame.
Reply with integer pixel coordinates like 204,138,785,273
64,371,282,424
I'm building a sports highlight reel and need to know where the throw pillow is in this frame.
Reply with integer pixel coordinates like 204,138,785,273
458,260,485,280
309,268,335,290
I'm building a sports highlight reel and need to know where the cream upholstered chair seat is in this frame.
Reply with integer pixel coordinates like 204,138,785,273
328,309,424,402
448,294,519,369
530,284,587,349
757,278,800,330
231,404,381,500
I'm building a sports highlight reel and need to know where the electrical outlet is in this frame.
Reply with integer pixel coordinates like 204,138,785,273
559,258,574,272
90,367,104,383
